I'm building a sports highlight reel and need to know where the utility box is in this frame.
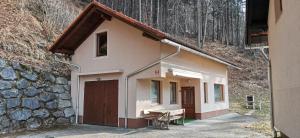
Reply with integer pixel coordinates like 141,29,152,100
246,95,255,109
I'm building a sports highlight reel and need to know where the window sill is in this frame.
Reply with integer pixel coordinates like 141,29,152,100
150,103,161,106
92,56,108,60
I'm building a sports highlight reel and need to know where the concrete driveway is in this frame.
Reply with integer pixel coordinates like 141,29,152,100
15,113,269,138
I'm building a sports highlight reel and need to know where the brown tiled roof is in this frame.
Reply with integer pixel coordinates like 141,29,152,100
48,1,239,68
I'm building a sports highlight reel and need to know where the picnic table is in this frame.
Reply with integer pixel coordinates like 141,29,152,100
144,108,185,129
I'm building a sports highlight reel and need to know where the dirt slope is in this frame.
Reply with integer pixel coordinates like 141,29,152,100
0,0,82,75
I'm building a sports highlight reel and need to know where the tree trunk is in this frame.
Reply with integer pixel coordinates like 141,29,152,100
197,0,202,48
202,0,209,47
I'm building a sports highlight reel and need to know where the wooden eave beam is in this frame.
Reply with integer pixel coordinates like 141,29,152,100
95,9,112,21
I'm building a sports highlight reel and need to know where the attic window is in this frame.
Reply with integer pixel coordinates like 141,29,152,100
96,32,107,57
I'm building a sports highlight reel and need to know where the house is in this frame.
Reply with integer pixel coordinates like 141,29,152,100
48,1,239,128
247,0,300,137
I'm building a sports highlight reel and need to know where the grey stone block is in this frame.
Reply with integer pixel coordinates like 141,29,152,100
0,67,17,80
0,116,10,128
20,71,38,81
33,109,50,119
56,117,69,124
0,104,5,116
46,101,57,109
63,108,75,118
24,87,40,97
39,93,56,102
58,100,71,108
44,73,55,83
6,98,20,109
52,111,64,118
12,62,24,71
10,109,32,121
59,93,71,100
52,85,65,93
0,80,12,90
56,77,68,85
26,118,41,129
22,98,40,110
1,89,19,98
0,59,6,68
16,79,30,89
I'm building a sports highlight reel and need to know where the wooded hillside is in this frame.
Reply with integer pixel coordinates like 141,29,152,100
96,0,246,48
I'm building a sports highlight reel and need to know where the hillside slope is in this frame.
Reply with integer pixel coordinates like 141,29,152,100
0,0,83,75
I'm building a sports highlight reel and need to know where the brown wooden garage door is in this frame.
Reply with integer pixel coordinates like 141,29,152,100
83,80,118,126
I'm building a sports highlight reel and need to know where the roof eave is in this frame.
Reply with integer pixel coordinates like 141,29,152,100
161,39,241,70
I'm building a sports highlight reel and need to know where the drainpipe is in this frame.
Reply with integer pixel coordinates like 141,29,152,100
75,68,81,124
268,60,277,137
124,39,181,128
55,58,81,124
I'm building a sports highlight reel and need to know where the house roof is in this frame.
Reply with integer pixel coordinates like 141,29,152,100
48,1,240,69
246,0,269,45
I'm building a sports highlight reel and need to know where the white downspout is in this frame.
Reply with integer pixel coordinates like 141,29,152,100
75,69,81,124
124,39,182,128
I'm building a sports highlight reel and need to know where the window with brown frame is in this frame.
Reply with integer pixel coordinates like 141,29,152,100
214,84,224,102
275,0,283,22
151,80,161,104
96,32,107,57
170,82,177,104
204,82,208,103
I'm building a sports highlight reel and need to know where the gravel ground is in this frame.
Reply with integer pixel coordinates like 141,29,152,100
13,113,270,138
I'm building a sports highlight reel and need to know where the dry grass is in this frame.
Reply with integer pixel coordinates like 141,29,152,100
199,43,272,136
0,0,83,75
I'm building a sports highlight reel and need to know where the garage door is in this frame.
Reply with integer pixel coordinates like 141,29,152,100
83,80,118,126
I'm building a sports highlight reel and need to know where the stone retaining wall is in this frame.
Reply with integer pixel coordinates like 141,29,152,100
0,58,74,134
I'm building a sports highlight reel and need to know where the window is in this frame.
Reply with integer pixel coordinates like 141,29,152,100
204,82,208,103
151,80,161,104
96,32,107,57
214,84,224,102
170,82,177,104
275,0,283,21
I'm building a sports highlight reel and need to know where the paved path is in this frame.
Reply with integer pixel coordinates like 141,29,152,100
15,113,269,138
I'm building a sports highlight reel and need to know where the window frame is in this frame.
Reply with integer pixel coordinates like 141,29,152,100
203,82,208,103
96,31,108,57
214,84,224,102
170,82,177,104
150,80,161,104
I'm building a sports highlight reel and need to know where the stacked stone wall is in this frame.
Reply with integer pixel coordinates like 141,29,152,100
0,58,74,134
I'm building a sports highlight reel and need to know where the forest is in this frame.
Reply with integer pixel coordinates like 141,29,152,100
95,0,246,48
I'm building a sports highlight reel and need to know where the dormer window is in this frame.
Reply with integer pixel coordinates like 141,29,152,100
96,32,107,57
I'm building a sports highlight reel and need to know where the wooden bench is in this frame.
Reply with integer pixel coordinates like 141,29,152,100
144,108,185,129
169,109,185,125
143,109,157,127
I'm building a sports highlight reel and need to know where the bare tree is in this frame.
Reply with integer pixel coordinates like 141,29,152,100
95,0,246,48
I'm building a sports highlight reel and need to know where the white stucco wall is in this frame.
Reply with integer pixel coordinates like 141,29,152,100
268,0,300,137
71,17,161,119
70,16,229,120
160,45,229,114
